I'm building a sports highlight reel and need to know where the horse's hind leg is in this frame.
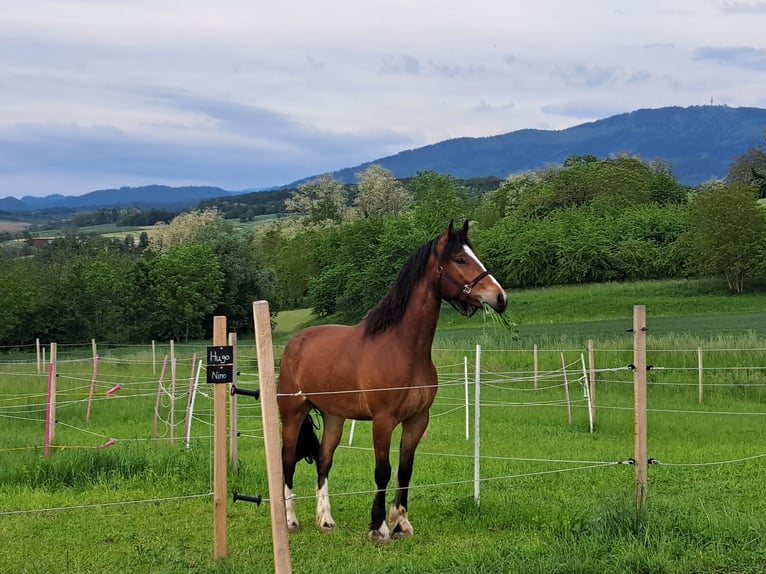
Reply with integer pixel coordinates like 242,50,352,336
315,413,344,531
390,412,429,539
280,400,311,532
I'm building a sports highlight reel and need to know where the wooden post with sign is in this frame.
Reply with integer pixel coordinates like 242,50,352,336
209,317,232,559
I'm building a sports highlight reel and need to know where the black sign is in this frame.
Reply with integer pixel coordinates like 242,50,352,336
206,345,234,384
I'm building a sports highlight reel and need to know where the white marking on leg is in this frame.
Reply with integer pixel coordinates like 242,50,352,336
315,479,335,531
284,485,299,532
389,504,414,538
369,519,391,542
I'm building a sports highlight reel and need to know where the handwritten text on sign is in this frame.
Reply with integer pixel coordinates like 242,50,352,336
206,345,234,384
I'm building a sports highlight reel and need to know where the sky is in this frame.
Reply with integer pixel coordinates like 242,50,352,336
1,1,766,198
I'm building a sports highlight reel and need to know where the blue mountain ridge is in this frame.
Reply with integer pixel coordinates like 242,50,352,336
2,105,764,213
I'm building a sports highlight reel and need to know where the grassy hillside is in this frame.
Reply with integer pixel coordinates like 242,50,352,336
281,279,766,347
2,282,765,572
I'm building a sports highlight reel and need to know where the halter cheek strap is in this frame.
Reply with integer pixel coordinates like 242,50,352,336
437,266,489,295
437,266,491,316
460,270,490,295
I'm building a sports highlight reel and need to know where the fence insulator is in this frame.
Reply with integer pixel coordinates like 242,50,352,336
231,385,260,400
233,492,263,505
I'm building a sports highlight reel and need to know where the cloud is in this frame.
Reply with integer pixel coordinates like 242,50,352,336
553,64,622,88
136,88,315,144
0,86,418,195
380,54,421,75
475,100,515,113
2,1,766,197
693,46,766,71
720,1,766,14
541,101,631,120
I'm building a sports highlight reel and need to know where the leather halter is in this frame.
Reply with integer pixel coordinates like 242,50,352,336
437,265,490,317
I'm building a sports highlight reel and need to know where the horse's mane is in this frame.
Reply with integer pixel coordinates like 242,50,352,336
363,228,470,337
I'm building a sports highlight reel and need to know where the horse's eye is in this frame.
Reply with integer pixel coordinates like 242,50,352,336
456,257,466,265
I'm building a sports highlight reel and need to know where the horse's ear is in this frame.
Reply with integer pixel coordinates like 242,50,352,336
446,220,455,237
461,220,469,234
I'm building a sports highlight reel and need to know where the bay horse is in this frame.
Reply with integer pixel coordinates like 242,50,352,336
277,220,507,541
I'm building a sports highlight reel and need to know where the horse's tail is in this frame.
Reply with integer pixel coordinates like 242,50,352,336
296,412,320,464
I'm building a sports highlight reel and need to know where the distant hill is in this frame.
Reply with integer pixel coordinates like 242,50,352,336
3,185,235,214
3,105,765,214
310,105,766,187
0,196,29,213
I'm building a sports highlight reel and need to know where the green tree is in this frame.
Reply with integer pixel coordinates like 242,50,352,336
60,255,133,341
306,216,421,320
148,243,225,341
0,258,50,345
409,171,469,236
681,182,766,293
208,230,276,333
259,224,325,309
727,146,766,199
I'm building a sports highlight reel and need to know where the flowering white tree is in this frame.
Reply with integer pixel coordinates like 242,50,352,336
153,208,226,252
354,164,411,217
285,174,348,223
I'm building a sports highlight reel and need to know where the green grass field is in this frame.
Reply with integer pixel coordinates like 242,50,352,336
2,281,766,573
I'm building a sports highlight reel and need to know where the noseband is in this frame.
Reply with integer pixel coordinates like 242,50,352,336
437,265,490,317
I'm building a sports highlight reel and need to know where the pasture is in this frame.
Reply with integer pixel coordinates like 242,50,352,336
2,285,766,573
0,220,29,233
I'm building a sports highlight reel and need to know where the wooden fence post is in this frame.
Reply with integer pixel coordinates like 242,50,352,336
561,352,572,426
152,355,168,444
213,318,228,559
86,353,99,423
580,353,594,433
533,344,539,390
633,305,648,519
44,343,57,456
253,301,292,574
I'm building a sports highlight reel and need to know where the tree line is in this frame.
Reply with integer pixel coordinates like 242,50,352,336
1,151,765,346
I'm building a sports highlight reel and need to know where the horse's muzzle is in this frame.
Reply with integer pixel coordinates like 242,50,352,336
493,291,508,313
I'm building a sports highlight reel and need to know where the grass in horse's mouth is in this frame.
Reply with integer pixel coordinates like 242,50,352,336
482,303,519,336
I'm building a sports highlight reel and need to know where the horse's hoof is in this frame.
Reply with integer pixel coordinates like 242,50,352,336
369,521,391,543
318,520,336,532
391,521,413,539
369,529,392,543
389,505,414,539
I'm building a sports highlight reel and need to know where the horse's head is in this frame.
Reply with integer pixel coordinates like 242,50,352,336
435,220,507,316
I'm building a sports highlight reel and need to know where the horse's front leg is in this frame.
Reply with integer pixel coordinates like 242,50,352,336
369,417,395,542
389,411,429,538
